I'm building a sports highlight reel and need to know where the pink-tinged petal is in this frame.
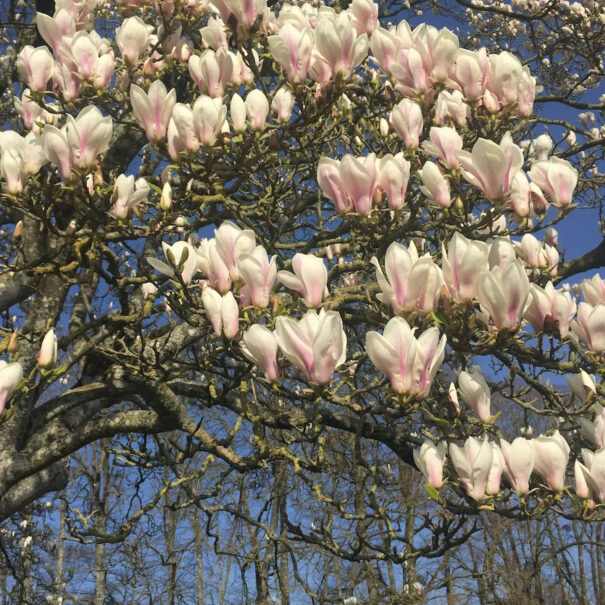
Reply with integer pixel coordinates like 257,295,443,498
42,125,72,179
317,158,351,213
275,316,315,380
221,291,239,339
486,443,504,495
0,362,23,414
365,330,399,388
311,311,346,384
202,288,223,336
277,270,305,298
413,440,446,488
241,325,279,381
449,437,493,501
500,438,534,495
531,431,569,491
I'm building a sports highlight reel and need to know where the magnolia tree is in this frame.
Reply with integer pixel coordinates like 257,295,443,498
0,0,604,600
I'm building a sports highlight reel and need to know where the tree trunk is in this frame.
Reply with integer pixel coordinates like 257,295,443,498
22,510,33,604
164,471,177,605
93,440,110,605
190,507,205,605
53,496,66,604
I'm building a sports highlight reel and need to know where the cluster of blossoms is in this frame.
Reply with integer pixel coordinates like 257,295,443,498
0,327,58,413
318,128,578,218
1,0,604,516
416,371,605,506
147,221,345,385
372,231,576,338
2,0,579,211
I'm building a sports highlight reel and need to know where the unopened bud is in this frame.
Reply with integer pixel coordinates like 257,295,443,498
379,117,389,137
37,328,57,369
7,331,18,355
160,182,172,211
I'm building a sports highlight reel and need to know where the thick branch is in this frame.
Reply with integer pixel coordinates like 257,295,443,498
558,238,605,280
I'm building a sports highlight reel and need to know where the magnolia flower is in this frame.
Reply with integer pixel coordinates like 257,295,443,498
390,99,423,148
240,325,279,381
37,328,57,369
369,26,403,76
0,132,46,194
529,157,578,208
202,288,239,339
486,51,533,110
513,234,559,274
448,382,461,416
147,241,198,284
230,93,247,132
142,282,158,298
14,89,51,133
580,274,605,306
419,162,451,208
111,174,149,219
277,253,328,307
418,25,459,83
458,366,491,422
0,361,23,414
579,403,605,449
310,13,369,84
211,0,266,33
196,239,231,293
566,370,596,403
508,171,549,218
571,302,605,353
371,241,444,314
43,106,113,179
63,31,115,90
160,182,172,211
531,431,570,490
188,49,233,97
167,104,198,157
449,437,493,501
317,154,378,215
451,48,489,101
116,16,150,65
500,437,534,495
192,95,228,146
434,90,469,127
245,89,269,131
390,46,430,98
456,133,523,201
275,309,347,385
575,448,605,503
376,153,410,210
16,46,55,92
348,0,378,35
523,282,576,338
213,220,256,280
442,232,489,300
237,245,277,308
422,126,462,169
365,316,446,398
268,24,314,83
413,440,447,488
271,87,295,122
533,134,553,161
476,260,530,331
36,10,76,55
130,81,176,142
